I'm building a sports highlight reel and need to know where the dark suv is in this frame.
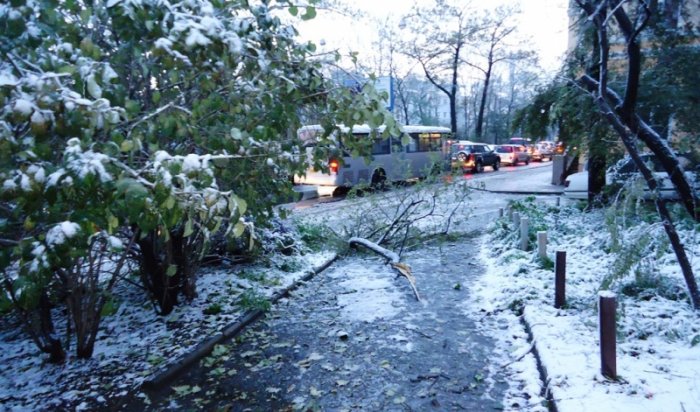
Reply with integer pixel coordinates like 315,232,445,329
450,142,500,173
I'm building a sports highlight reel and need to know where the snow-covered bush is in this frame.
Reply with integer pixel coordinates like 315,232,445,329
601,200,692,303
0,0,397,361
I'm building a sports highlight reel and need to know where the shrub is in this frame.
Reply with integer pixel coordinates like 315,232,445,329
0,0,397,361
238,289,271,312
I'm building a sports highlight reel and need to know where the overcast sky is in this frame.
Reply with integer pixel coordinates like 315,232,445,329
297,0,570,74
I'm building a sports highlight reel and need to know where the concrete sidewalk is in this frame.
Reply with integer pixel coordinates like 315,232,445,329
134,242,509,411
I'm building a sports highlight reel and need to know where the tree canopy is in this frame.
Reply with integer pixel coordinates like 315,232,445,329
0,0,396,360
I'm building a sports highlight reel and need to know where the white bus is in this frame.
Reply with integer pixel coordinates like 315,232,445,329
294,124,453,192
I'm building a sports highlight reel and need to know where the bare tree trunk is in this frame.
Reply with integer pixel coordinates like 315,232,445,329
475,62,493,139
2,275,66,363
462,94,470,138
449,45,460,134
37,292,66,363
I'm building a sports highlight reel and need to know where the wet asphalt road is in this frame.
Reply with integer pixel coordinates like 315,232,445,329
136,238,508,411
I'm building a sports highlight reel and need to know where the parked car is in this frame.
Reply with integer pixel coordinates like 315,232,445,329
535,141,556,161
530,145,544,161
562,169,589,199
509,137,542,160
450,142,500,173
563,154,699,200
496,144,531,166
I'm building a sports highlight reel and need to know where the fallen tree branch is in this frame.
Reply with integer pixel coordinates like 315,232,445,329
348,237,421,301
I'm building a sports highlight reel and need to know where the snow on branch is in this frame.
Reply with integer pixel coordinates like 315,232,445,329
349,237,400,263
348,237,421,301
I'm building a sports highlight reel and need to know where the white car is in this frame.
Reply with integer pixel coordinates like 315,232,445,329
563,170,589,199
495,144,531,166
564,154,699,200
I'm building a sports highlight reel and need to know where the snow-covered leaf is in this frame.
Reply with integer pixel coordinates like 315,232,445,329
87,75,102,99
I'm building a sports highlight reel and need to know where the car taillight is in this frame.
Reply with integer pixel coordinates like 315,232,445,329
329,159,339,174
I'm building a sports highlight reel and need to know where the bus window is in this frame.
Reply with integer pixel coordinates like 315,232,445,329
407,133,437,152
372,137,391,155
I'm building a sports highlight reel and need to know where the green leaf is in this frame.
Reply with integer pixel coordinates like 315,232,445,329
80,7,92,23
107,214,119,232
120,139,134,152
14,277,41,310
57,65,76,75
232,195,247,215
125,100,140,116
301,6,316,20
100,296,120,316
288,5,298,16
164,196,176,210
172,384,201,396
230,127,242,140
233,222,245,237
184,218,194,237
0,289,13,314
80,37,95,56
116,178,148,201
166,264,178,277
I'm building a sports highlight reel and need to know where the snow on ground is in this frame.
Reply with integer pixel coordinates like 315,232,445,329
4,170,699,411
328,260,406,323
0,246,335,410
470,197,700,412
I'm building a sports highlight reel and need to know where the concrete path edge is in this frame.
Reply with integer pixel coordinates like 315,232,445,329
141,253,339,390
520,305,559,412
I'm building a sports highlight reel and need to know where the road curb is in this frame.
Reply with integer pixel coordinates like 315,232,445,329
519,305,559,412
485,190,563,195
466,186,564,196
141,253,339,390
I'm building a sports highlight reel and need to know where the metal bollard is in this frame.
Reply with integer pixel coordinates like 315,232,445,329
599,291,617,379
555,251,566,309
513,211,520,228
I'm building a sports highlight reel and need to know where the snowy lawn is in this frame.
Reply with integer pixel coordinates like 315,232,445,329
0,245,335,410
470,197,700,411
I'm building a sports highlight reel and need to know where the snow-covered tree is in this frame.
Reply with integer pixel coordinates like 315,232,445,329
0,0,395,361
572,0,700,309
